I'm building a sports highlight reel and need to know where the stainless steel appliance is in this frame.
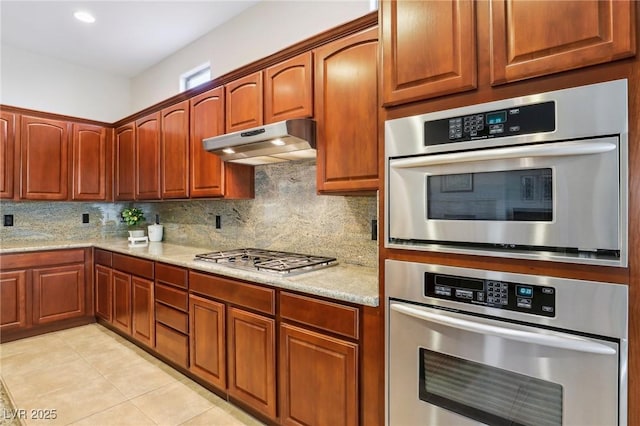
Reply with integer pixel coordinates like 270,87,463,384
385,79,628,266
202,119,316,165
385,259,628,426
194,248,337,275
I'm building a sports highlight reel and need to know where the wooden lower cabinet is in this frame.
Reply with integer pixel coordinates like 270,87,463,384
112,270,132,334
132,276,154,347
155,322,189,367
189,294,226,390
227,306,277,419
32,264,85,325
280,323,358,426
0,270,28,332
95,264,112,322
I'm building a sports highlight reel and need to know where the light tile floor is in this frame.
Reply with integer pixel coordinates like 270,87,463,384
0,324,264,426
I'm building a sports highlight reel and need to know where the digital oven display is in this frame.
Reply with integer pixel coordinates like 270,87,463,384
486,111,507,124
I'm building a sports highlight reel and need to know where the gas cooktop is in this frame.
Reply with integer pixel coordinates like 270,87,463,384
194,248,338,275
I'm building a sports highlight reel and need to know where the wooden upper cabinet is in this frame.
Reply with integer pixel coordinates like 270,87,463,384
190,87,255,200
20,115,70,200
264,52,313,124
226,72,263,133
382,0,477,105
161,101,189,199
0,111,15,199
72,123,108,201
489,0,637,85
115,123,135,201
315,27,379,194
135,112,161,200
190,87,226,198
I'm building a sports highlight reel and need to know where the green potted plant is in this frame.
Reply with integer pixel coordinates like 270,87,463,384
121,207,146,238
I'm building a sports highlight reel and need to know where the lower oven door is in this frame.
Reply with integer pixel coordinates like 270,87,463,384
387,301,621,426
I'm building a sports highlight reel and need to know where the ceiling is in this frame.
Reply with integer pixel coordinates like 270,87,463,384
0,0,261,77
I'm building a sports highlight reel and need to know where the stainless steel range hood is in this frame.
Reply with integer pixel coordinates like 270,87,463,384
202,118,316,165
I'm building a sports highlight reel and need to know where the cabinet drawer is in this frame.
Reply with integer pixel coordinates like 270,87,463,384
280,292,359,339
1,249,85,270
155,263,187,289
112,254,153,279
155,302,188,334
155,283,188,311
94,249,112,267
155,322,189,368
190,271,275,315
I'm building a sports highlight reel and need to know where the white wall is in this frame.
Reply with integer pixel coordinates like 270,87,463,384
0,44,130,123
130,0,371,112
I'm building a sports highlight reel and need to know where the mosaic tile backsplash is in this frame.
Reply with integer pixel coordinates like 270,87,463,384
0,160,378,267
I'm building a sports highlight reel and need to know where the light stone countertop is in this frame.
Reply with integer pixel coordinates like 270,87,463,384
0,240,379,307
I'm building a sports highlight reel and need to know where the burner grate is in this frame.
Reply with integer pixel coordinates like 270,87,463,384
194,248,337,275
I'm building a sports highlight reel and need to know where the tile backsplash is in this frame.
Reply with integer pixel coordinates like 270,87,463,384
0,160,378,267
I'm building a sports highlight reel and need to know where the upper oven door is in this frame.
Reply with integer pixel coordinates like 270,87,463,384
387,300,621,426
387,136,620,253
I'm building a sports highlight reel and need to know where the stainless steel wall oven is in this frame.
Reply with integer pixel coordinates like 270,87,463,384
384,79,628,266
385,259,628,426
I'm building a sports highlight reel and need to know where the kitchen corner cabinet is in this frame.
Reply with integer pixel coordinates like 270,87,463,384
72,123,108,200
381,0,477,105
489,0,636,85
0,249,92,342
315,27,379,194
161,101,189,199
0,111,15,199
226,72,263,133
135,112,161,200
189,87,255,199
19,115,70,200
279,292,359,426
264,52,313,124
115,123,135,200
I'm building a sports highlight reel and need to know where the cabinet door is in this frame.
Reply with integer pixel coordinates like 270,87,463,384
20,115,70,200
32,264,85,325
315,27,379,193
132,276,154,347
0,270,28,331
95,264,112,322
227,307,276,419
0,111,15,199
489,0,637,85
226,72,263,133
115,123,135,201
264,52,313,124
190,87,226,198
189,294,226,390
381,0,477,105
72,123,107,200
135,112,161,200
161,101,189,199
112,270,132,334
280,323,358,426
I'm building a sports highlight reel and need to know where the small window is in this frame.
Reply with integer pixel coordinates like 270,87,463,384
180,62,211,92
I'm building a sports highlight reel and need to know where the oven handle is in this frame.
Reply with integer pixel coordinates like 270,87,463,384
390,303,616,355
389,140,616,169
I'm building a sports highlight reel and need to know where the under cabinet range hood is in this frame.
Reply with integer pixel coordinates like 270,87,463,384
202,118,316,165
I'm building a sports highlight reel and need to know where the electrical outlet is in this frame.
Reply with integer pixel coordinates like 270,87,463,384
4,214,14,227
371,219,377,241
215,215,221,229
82,213,89,224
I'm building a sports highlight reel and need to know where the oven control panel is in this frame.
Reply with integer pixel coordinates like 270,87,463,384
424,101,556,145
425,273,556,317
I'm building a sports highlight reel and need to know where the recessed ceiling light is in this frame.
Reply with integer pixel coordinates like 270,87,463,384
74,11,96,24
